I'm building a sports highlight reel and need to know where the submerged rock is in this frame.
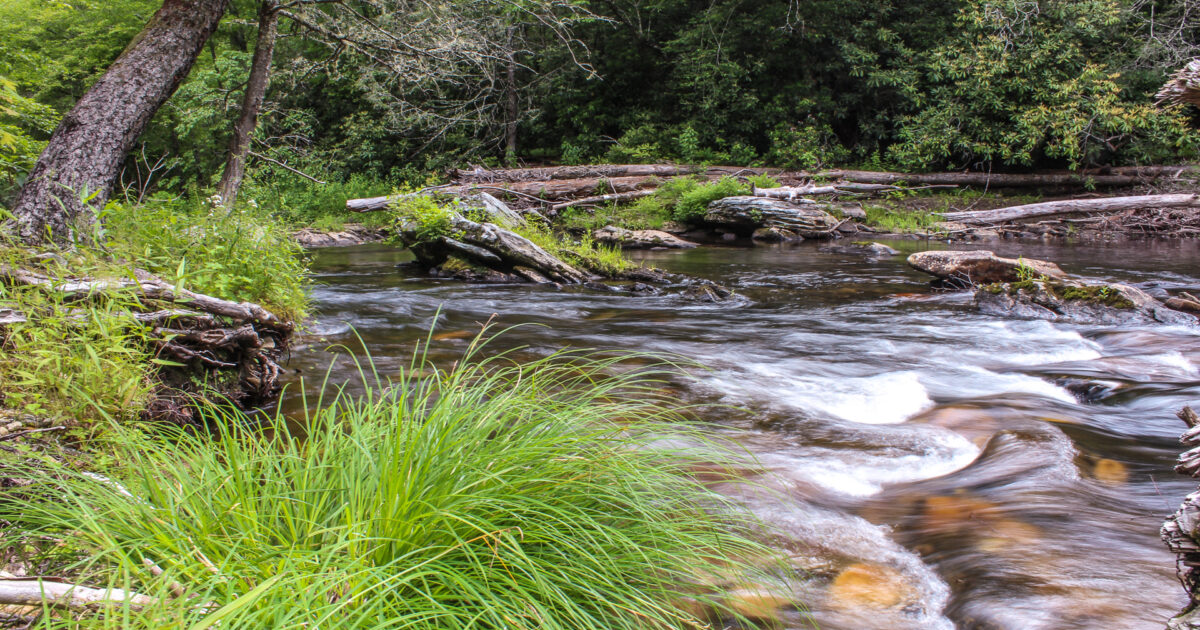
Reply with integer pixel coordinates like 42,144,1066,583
592,225,698,249
975,280,1198,326
907,250,1066,286
822,241,900,257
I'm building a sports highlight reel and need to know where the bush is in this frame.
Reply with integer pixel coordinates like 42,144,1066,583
673,176,749,222
7,342,788,628
389,193,455,243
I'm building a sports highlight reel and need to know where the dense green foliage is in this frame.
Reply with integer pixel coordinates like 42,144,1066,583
0,199,307,421
2,0,1198,216
7,345,786,628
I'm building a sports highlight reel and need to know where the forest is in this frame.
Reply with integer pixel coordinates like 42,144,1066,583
2,0,1200,628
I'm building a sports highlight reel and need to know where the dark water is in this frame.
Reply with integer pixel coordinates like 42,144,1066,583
281,238,1200,630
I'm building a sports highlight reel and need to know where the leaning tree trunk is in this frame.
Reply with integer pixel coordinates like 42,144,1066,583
6,0,230,246
217,0,278,206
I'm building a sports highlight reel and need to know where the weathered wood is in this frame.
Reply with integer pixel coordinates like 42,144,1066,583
1158,59,1200,108
754,183,957,200
453,164,699,182
551,189,656,211
7,0,231,245
940,193,1200,225
0,580,156,611
817,169,1156,188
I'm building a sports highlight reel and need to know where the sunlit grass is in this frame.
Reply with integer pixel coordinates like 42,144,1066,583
5,334,791,628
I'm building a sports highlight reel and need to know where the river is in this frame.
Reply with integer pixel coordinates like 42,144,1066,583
280,237,1200,630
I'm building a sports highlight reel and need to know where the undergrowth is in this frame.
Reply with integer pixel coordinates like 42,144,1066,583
5,338,792,628
0,194,309,423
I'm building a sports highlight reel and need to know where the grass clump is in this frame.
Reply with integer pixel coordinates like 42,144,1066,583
6,341,788,629
861,204,943,234
389,192,455,243
515,222,635,276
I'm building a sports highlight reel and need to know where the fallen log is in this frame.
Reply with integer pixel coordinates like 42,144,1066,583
551,189,656,212
816,169,1159,188
1158,58,1200,108
0,579,156,611
1164,406,1200,630
754,183,957,200
939,193,1200,225
453,163,699,183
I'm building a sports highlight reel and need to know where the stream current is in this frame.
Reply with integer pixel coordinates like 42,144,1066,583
281,238,1200,630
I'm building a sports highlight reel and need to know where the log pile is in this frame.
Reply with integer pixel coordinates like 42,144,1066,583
1164,406,1200,630
0,264,291,424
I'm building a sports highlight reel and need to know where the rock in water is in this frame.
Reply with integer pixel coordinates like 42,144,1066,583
703,196,840,239
828,563,913,609
907,250,1066,286
591,225,698,249
975,281,1198,326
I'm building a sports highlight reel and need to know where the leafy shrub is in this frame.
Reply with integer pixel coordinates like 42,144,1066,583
389,193,455,243
673,176,749,222
746,174,781,189
8,343,787,628
767,123,850,170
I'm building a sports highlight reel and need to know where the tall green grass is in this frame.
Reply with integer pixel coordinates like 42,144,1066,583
7,339,789,628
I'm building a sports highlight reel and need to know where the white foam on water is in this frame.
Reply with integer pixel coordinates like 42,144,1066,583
1143,350,1198,376
757,429,981,498
707,367,934,425
927,366,1078,404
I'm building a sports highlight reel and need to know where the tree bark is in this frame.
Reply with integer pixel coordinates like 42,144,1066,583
217,0,278,206
940,193,1200,224
452,164,699,182
6,0,230,246
817,169,1156,188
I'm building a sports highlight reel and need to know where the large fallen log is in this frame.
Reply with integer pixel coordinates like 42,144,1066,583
939,193,1200,225
551,189,656,212
754,183,957,200
1158,58,1200,108
453,163,699,183
816,169,1162,188
1164,406,1200,630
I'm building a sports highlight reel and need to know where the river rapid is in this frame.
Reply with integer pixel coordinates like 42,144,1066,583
280,238,1200,630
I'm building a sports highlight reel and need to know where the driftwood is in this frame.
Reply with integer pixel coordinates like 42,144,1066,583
0,579,156,611
0,265,292,421
816,169,1170,189
754,183,957,200
453,163,699,183
940,193,1200,225
551,189,656,211
1158,59,1200,108
1164,406,1200,630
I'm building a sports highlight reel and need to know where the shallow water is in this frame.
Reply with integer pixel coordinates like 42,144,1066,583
281,237,1200,629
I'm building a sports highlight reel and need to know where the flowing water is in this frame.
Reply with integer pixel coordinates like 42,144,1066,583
280,238,1200,630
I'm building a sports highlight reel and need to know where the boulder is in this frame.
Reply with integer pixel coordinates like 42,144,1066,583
293,224,386,248
703,196,840,239
752,226,801,243
907,250,1066,286
975,281,1198,326
592,225,698,249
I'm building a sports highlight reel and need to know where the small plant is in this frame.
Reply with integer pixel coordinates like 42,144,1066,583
746,174,781,189
390,193,454,243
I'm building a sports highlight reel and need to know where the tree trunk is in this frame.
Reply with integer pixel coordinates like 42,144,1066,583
503,26,518,161
1158,58,1200,108
217,0,278,207
940,193,1200,224
6,0,230,246
816,169,1156,188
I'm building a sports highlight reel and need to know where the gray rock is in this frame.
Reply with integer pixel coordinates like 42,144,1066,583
592,225,698,249
703,196,840,239
293,224,387,248
907,250,1067,286
752,226,801,243
975,280,1198,326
